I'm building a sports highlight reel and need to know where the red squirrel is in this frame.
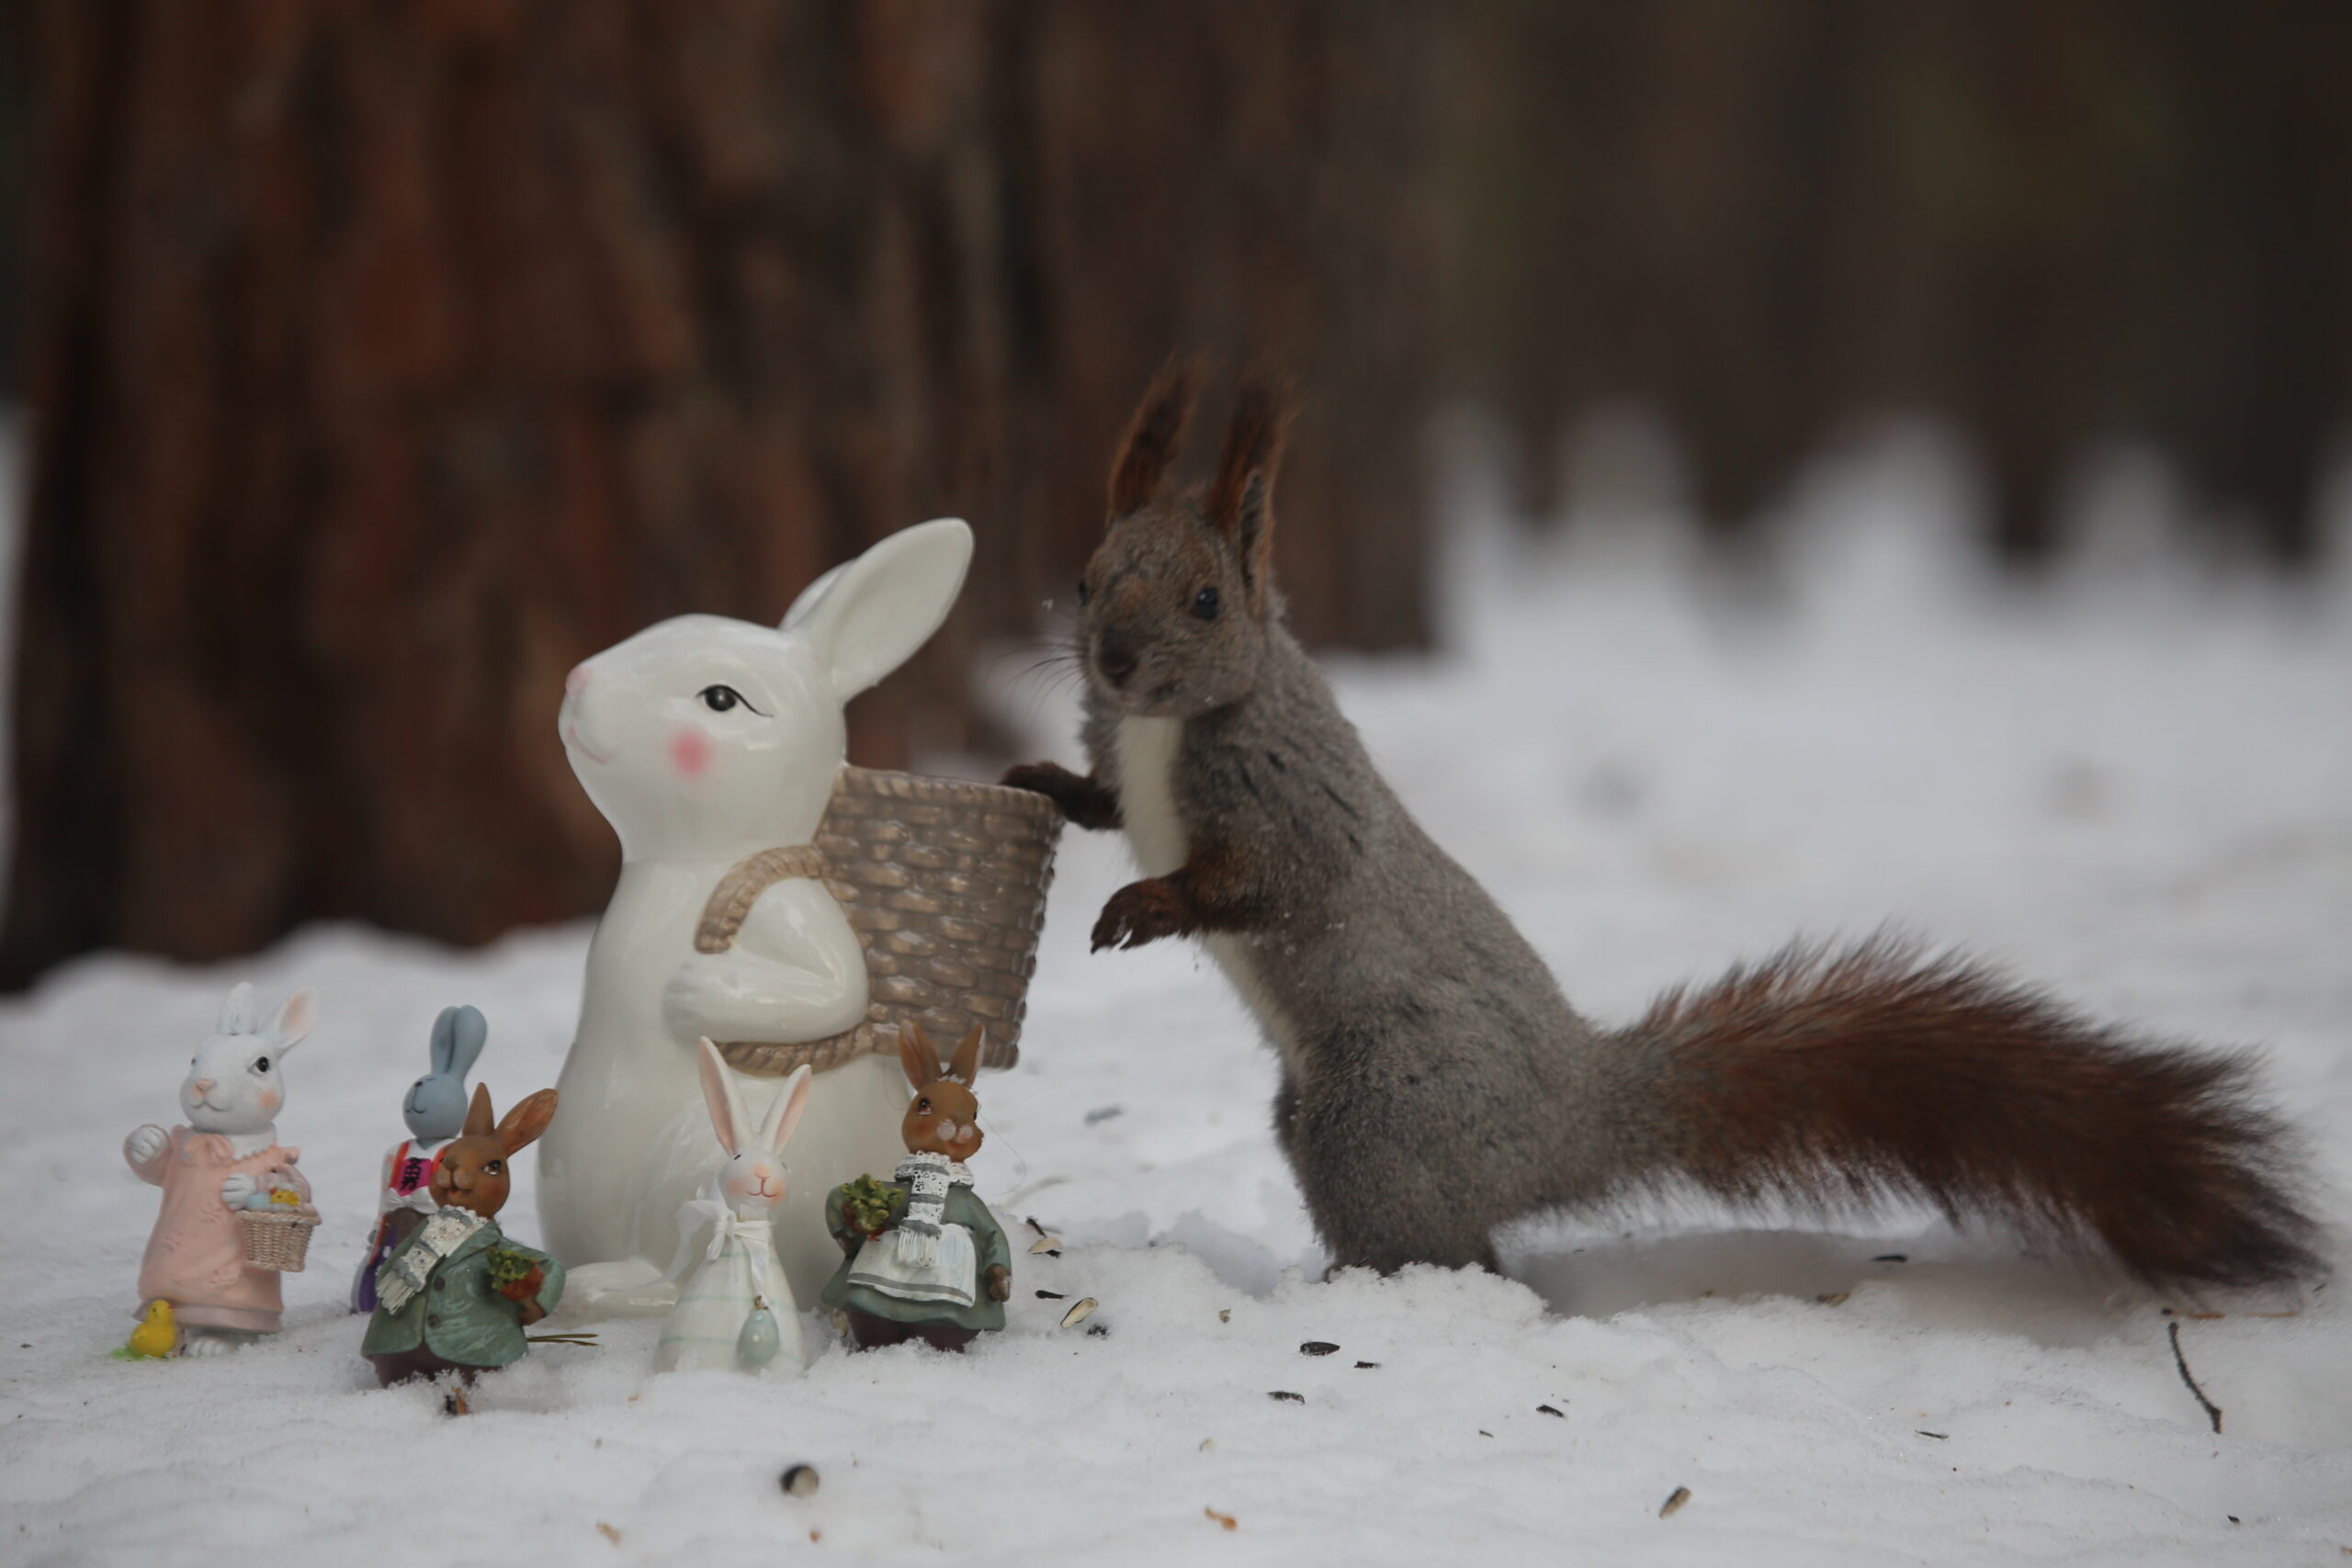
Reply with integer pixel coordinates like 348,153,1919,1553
1005,360,2324,1289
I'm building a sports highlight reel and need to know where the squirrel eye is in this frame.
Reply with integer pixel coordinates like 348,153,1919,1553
1193,584,1220,621
1075,578,1090,607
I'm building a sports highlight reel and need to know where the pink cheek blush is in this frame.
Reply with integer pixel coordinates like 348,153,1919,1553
672,726,713,778
261,1089,281,1113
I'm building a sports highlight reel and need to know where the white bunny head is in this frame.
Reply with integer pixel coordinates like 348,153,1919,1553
697,1041,811,1219
558,518,973,861
180,982,318,1136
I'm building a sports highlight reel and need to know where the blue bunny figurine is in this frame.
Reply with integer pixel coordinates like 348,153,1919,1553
350,1005,488,1313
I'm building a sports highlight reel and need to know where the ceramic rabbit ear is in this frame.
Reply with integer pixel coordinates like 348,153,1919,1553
430,1004,487,1078
780,560,850,629
697,1037,749,1156
762,1064,813,1153
496,1088,559,1156
947,1025,985,1087
462,1081,497,1139
269,988,318,1056
898,1021,943,1089
219,982,258,1035
781,518,972,700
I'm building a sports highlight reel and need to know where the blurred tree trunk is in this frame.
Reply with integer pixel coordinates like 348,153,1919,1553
1450,0,2352,557
6,0,1439,983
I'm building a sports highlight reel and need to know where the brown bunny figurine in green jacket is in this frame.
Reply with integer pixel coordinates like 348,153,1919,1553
362,1084,563,1405
821,1025,1011,1352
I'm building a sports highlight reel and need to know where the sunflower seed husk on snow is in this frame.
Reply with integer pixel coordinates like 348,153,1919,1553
779,1465,820,1498
1059,1297,1098,1328
1299,1341,1340,1357
1029,1235,1063,1255
1658,1486,1691,1518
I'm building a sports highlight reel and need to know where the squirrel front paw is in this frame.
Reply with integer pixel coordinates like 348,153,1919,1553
1091,878,1193,951
1001,761,1121,831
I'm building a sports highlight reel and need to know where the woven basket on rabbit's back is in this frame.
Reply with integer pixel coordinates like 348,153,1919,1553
695,769,1062,1080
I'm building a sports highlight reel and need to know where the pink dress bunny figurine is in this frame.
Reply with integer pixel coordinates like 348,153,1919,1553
123,983,319,1355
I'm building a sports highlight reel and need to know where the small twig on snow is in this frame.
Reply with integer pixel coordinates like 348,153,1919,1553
2167,1319,2222,1435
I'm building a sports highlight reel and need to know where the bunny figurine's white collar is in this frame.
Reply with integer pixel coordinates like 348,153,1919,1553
659,1189,779,1303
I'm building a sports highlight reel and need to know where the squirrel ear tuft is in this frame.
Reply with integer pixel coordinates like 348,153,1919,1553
1205,373,1291,605
1109,356,1203,517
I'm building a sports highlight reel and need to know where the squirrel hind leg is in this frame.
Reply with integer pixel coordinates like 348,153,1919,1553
1286,1113,1508,1277
1313,1207,1504,1278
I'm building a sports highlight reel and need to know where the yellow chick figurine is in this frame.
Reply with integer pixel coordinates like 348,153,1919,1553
127,1298,178,1359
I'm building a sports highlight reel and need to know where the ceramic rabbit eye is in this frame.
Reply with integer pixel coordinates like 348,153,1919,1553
484,1158,503,1176
916,1097,932,1113
251,1056,271,1075
697,683,764,716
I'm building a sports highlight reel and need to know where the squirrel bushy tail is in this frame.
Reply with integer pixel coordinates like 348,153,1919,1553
1629,935,2324,1289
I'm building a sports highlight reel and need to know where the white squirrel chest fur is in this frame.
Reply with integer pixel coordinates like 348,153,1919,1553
1114,716,1305,1076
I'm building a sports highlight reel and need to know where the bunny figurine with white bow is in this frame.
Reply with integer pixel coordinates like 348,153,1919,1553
124,983,320,1355
652,1044,812,1374
545,518,975,1314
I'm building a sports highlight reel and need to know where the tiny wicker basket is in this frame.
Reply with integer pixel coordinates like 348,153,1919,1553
238,1206,319,1272
707,768,1063,1080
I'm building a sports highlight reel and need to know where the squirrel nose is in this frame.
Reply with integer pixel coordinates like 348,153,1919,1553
1095,635,1139,686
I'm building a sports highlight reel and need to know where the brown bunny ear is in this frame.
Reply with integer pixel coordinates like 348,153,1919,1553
1109,355,1202,517
462,1082,496,1139
899,1022,941,1089
496,1089,559,1156
947,1026,984,1086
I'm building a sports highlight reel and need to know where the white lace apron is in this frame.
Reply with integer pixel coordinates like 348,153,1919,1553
845,1154,978,1309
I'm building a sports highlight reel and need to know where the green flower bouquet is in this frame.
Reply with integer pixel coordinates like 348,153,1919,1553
485,1247,544,1302
838,1175,903,1239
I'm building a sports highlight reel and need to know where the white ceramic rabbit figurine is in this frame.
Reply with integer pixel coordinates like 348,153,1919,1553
544,517,973,1314
124,983,319,1353
653,1045,812,1374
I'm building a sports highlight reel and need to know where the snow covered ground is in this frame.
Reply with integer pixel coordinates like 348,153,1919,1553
4,427,2350,1565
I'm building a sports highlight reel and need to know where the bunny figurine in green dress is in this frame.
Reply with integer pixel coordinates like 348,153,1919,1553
821,1025,1011,1352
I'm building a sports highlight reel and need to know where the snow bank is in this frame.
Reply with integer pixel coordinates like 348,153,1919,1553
4,428,2348,1564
